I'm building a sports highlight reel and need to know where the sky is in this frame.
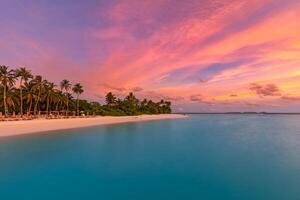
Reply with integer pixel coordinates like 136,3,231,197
1,0,300,112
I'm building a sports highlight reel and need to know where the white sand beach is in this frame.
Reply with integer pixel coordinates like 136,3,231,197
0,114,187,137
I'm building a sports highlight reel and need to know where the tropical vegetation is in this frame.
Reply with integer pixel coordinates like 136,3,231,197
0,65,171,118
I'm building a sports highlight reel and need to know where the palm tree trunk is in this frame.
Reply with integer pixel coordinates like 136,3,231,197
28,98,33,115
77,94,79,116
60,99,64,111
20,79,23,116
34,88,41,115
46,94,50,115
55,101,59,111
66,94,69,117
49,97,52,112
3,84,8,117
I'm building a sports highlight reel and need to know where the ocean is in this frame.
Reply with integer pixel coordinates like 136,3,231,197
0,114,299,199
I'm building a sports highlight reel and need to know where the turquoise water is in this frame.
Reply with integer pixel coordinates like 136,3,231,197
0,115,300,199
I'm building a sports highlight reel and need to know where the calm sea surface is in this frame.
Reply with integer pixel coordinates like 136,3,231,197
0,114,300,200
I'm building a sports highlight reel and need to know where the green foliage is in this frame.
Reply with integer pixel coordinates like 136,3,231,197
0,65,172,117
98,92,172,116
105,92,116,106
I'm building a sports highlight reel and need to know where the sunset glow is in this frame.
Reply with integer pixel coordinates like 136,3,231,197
1,0,300,112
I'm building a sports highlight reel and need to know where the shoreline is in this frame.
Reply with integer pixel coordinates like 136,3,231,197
0,114,187,137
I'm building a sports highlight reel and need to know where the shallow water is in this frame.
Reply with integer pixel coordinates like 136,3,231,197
0,114,300,200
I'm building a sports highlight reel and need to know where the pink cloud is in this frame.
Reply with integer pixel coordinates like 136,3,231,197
249,83,281,97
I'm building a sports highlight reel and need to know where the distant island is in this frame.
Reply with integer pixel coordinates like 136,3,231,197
180,112,300,115
0,65,172,120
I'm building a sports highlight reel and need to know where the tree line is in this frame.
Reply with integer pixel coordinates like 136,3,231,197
101,92,171,116
0,65,171,118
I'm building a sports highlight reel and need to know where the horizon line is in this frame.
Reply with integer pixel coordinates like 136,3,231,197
176,112,300,115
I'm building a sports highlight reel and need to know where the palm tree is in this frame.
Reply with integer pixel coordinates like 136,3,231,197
60,80,71,116
140,98,148,112
44,81,57,115
14,67,33,116
5,87,18,112
105,92,116,106
126,92,138,104
165,101,171,113
53,90,64,112
0,65,16,117
23,81,34,114
72,83,84,116
32,75,46,115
